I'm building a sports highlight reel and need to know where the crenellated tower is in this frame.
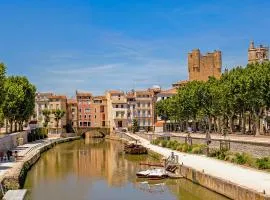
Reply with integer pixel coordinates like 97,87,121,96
188,49,222,81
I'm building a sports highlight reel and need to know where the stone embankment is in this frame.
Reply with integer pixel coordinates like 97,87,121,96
0,137,80,195
125,133,270,200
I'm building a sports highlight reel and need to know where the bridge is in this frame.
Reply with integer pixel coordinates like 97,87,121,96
76,127,110,138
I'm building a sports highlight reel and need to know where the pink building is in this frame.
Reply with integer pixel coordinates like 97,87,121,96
76,91,92,127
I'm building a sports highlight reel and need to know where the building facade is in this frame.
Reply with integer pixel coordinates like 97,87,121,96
248,41,269,64
90,96,108,128
34,92,53,126
67,99,78,130
76,91,92,127
106,90,128,132
48,95,67,134
188,49,222,81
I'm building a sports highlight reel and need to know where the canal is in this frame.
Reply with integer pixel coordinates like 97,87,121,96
24,139,229,200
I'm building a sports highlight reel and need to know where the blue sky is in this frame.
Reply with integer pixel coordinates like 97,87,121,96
0,0,269,96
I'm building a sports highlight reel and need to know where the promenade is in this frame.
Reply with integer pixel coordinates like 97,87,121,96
125,132,270,197
0,139,56,180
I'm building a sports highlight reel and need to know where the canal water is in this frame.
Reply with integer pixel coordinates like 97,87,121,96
24,139,229,200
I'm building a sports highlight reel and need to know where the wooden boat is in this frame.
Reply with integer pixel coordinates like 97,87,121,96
124,143,147,154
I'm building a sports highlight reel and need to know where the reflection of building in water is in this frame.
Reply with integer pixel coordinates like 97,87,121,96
73,140,138,187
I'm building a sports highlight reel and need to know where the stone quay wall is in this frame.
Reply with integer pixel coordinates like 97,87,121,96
0,131,28,152
0,137,80,196
177,164,270,200
170,136,270,158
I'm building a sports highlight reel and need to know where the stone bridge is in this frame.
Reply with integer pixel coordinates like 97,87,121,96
77,127,110,138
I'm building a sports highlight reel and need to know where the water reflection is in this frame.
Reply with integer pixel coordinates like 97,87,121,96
24,139,228,200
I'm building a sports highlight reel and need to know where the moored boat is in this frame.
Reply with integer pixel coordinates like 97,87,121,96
136,168,168,179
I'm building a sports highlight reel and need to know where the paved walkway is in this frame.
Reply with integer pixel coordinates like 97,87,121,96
125,132,270,196
0,139,55,178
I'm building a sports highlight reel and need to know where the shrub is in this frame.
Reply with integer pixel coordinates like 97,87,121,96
191,146,203,154
176,144,183,151
161,140,168,147
181,143,190,152
234,153,253,165
256,157,270,169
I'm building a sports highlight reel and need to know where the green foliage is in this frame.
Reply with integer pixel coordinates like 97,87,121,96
131,119,139,133
53,109,65,134
42,109,51,127
1,74,36,133
161,140,168,147
155,61,270,135
256,157,270,170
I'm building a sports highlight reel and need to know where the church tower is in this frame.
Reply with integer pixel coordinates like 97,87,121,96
248,41,269,64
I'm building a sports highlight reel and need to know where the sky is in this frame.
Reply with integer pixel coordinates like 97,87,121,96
0,0,269,97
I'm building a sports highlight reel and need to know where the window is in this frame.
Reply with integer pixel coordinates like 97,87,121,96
95,115,96,119
116,105,119,108
79,109,82,113
71,122,74,126
100,105,104,112
121,104,124,108
85,108,90,113
148,110,151,116
84,115,87,119
83,122,87,127
79,115,82,120
95,108,96,113
87,122,91,127
133,105,135,109
79,122,82,126
102,114,105,120
72,108,75,112
89,115,91,119
102,121,105,127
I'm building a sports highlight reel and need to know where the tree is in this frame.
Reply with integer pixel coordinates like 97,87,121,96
132,119,139,133
155,61,270,136
42,109,51,127
53,109,65,134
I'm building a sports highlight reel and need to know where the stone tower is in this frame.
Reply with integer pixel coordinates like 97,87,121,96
248,41,269,64
188,49,222,81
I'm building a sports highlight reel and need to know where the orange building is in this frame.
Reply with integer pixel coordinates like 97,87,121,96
90,96,108,128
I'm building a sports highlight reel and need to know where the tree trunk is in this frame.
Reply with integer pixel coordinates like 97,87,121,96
5,119,8,134
229,116,234,134
56,120,59,134
241,113,246,134
208,116,212,133
9,120,13,133
15,121,18,132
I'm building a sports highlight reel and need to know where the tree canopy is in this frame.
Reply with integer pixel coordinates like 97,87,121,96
156,61,270,136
